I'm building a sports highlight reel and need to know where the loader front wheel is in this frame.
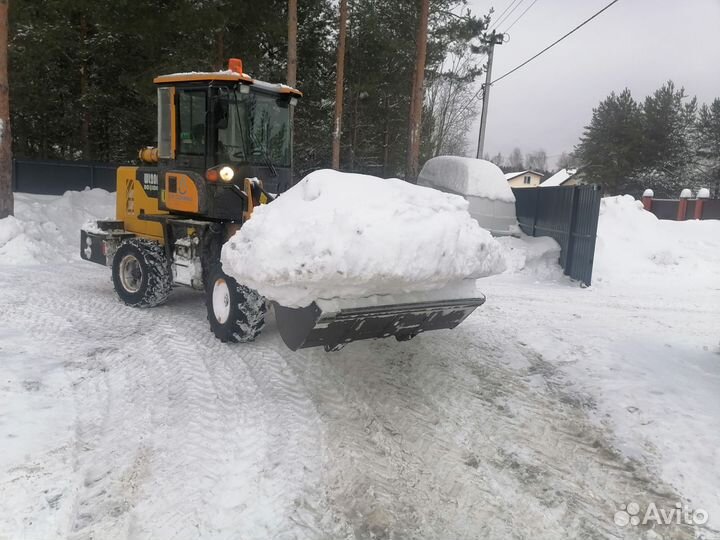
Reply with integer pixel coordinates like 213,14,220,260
206,266,266,343
112,238,172,308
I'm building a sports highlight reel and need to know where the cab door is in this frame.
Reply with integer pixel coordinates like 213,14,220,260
175,87,209,170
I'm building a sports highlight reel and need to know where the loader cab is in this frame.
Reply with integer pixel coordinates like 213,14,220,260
153,59,301,194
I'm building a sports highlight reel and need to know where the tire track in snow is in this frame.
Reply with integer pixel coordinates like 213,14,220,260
221,326,344,538
433,316,699,539
1,266,333,539
1,265,707,539
267,334,470,538
117,292,333,539
1,266,147,539
262,313,701,539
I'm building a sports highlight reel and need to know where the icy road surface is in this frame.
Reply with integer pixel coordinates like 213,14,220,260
2,191,719,539
1,263,716,540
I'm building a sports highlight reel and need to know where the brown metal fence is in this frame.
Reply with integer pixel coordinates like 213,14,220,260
643,196,720,220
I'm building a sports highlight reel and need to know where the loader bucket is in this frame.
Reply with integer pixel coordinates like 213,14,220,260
273,293,486,351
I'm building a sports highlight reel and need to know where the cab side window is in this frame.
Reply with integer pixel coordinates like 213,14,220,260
178,89,207,156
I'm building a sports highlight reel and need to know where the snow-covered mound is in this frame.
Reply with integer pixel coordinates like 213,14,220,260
0,190,115,265
496,234,563,279
593,195,720,288
418,156,515,202
221,169,505,307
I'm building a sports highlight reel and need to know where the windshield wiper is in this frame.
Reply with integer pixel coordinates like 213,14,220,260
249,130,278,177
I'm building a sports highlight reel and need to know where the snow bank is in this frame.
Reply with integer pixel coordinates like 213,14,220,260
418,156,515,202
593,195,720,289
0,190,115,265
221,169,505,307
497,234,563,279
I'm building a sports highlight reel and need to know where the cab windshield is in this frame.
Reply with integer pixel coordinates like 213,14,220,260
214,89,291,168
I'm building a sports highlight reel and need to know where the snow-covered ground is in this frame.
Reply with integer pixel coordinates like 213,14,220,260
1,190,719,539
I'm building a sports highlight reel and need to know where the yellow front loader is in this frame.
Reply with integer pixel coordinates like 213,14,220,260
80,59,485,351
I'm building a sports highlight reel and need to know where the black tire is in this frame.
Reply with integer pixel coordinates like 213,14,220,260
112,238,172,308
205,265,266,343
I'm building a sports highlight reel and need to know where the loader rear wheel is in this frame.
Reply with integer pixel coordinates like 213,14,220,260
112,238,172,308
206,266,266,343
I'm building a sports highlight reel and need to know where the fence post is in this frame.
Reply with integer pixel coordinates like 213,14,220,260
89,164,95,189
642,188,653,211
695,187,709,219
677,189,692,221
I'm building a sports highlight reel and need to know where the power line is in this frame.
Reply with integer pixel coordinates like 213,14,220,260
492,0,621,85
493,0,526,31
456,0,621,128
475,0,527,74
491,0,522,31
504,0,541,32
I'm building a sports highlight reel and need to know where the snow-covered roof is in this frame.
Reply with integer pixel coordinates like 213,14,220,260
154,70,253,84
153,71,302,96
252,79,302,96
540,168,577,187
504,170,543,181
159,70,238,77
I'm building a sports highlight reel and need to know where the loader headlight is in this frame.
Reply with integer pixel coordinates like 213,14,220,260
219,166,235,182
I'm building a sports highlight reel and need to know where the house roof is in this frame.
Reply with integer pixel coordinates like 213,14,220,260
504,170,544,181
540,168,577,187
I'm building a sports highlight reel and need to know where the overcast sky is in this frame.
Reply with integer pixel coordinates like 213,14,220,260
464,0,720,169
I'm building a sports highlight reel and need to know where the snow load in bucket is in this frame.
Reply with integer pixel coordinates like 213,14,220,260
418,156,519,236
221,169,504,350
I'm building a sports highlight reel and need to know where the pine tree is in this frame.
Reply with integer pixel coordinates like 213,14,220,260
631,81,698,196
574,89,644,194
0,0,11,219
405,0,429,181
331,0,348,170
287,0,297,87
695,99,720,195
6,0,489,180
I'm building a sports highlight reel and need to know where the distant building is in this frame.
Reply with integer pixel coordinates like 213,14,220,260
540,168,583,187
505,170,544,188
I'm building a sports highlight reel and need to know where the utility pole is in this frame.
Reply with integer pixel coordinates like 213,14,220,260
331,0,348,170
476,31,504,159
287,0,297,88
0,0,12,219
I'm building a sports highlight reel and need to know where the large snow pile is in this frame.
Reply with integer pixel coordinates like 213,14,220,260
0,189,115,265
593,195,720,288
221,169,505,307
418,156,515,202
